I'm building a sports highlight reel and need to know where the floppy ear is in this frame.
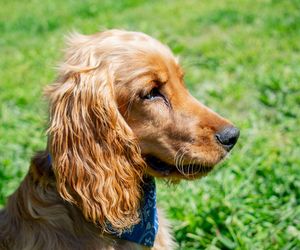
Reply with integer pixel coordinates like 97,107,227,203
45,33,146,232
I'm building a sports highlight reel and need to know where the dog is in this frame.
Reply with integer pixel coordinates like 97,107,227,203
0,30,239,250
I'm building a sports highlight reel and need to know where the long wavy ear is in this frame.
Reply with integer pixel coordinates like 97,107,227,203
45,33,146,232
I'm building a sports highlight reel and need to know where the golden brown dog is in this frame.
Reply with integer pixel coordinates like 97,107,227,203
0,30,239,250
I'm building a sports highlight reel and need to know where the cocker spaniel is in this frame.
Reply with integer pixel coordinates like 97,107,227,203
0,30,239,250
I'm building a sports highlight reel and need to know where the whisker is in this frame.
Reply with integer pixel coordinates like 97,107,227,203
174,148,182,170
174,146,186,172
190,159,196,176
174,148,184,176
178,150,186,175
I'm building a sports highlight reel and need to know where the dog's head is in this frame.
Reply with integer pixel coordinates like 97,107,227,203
46,30,239,231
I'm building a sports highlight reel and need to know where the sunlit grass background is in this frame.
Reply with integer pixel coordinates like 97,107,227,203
1,0,300,249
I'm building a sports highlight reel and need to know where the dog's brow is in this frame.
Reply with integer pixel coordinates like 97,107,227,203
155,72,168,84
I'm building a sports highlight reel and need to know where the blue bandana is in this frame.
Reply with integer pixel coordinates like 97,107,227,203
47,154,158,247
113,176,159,247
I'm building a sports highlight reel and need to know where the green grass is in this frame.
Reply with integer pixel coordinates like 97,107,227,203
1,0,300,249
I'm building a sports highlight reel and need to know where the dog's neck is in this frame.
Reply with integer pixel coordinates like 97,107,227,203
34,152,159,247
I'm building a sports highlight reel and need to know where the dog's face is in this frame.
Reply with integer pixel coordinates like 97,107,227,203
46,30,239,229
112,31,240,179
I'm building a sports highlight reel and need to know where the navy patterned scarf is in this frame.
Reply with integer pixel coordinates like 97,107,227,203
113,176,159,247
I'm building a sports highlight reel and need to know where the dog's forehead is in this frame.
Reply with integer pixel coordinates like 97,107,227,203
117,30,153,42
99,30,173,56
97,30,183,82
103,30,158,44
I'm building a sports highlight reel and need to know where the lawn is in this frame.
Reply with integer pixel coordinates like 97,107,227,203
0,0,300,249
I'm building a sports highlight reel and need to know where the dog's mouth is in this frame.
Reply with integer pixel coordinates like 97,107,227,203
145,155,213,178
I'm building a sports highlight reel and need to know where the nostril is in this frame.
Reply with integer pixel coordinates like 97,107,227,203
215,126,240,151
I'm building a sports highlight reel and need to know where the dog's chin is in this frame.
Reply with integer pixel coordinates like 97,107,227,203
144,155,217,180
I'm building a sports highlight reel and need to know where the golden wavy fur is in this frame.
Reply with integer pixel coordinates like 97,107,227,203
0,30,239,250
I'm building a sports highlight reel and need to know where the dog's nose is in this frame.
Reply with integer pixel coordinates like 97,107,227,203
215,126,240,151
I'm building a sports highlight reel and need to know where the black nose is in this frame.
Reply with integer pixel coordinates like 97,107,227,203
215,126,240,151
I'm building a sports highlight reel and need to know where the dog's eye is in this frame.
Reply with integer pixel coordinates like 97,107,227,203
141,87,170,107
143,87,163,100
